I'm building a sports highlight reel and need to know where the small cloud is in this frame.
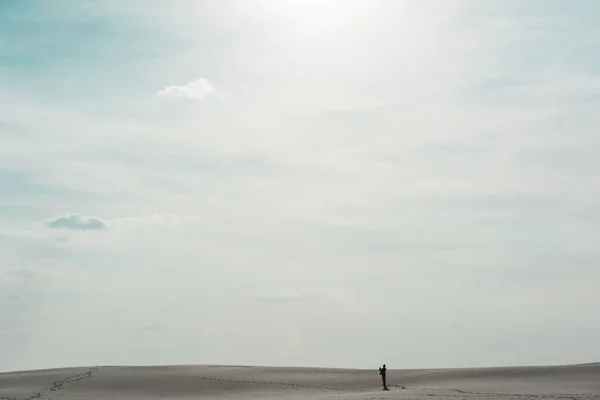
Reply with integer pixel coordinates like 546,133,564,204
157,77,216,100
41,213,198,232
44,212,108,231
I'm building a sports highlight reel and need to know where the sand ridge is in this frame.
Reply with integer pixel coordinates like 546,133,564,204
1,363,599,400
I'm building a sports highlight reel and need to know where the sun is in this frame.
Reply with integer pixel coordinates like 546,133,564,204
254,0,380,31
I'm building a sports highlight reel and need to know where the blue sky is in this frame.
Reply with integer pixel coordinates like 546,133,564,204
1,0,600,372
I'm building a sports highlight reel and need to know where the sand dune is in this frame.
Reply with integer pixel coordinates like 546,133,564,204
1,363,599,400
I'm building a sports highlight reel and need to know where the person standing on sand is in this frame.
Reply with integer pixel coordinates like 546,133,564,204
378,364,388,390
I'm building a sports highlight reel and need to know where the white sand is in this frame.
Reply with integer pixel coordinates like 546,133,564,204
1,363,599,400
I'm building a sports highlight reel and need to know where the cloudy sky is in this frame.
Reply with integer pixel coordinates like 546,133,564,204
1,0,599,372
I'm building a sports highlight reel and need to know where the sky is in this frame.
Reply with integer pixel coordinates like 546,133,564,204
1,0,599,373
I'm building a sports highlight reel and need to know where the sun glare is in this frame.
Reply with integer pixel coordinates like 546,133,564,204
255,0,382,31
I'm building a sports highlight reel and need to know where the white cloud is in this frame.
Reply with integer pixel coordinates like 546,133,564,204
44,213,108,231
41,213,199,232
156,77,216,100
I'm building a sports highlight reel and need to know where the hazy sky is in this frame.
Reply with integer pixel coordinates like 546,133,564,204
1,0,600,373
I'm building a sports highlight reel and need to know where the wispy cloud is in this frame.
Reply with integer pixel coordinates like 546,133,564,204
113,214,187,227
44,213,108,231
156,77,216,100
252,291,346,305
0,266,76,284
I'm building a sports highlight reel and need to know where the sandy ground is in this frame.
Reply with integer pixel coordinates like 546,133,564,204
1,363,599,400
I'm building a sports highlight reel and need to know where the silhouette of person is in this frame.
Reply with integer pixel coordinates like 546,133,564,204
378,364,388,390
